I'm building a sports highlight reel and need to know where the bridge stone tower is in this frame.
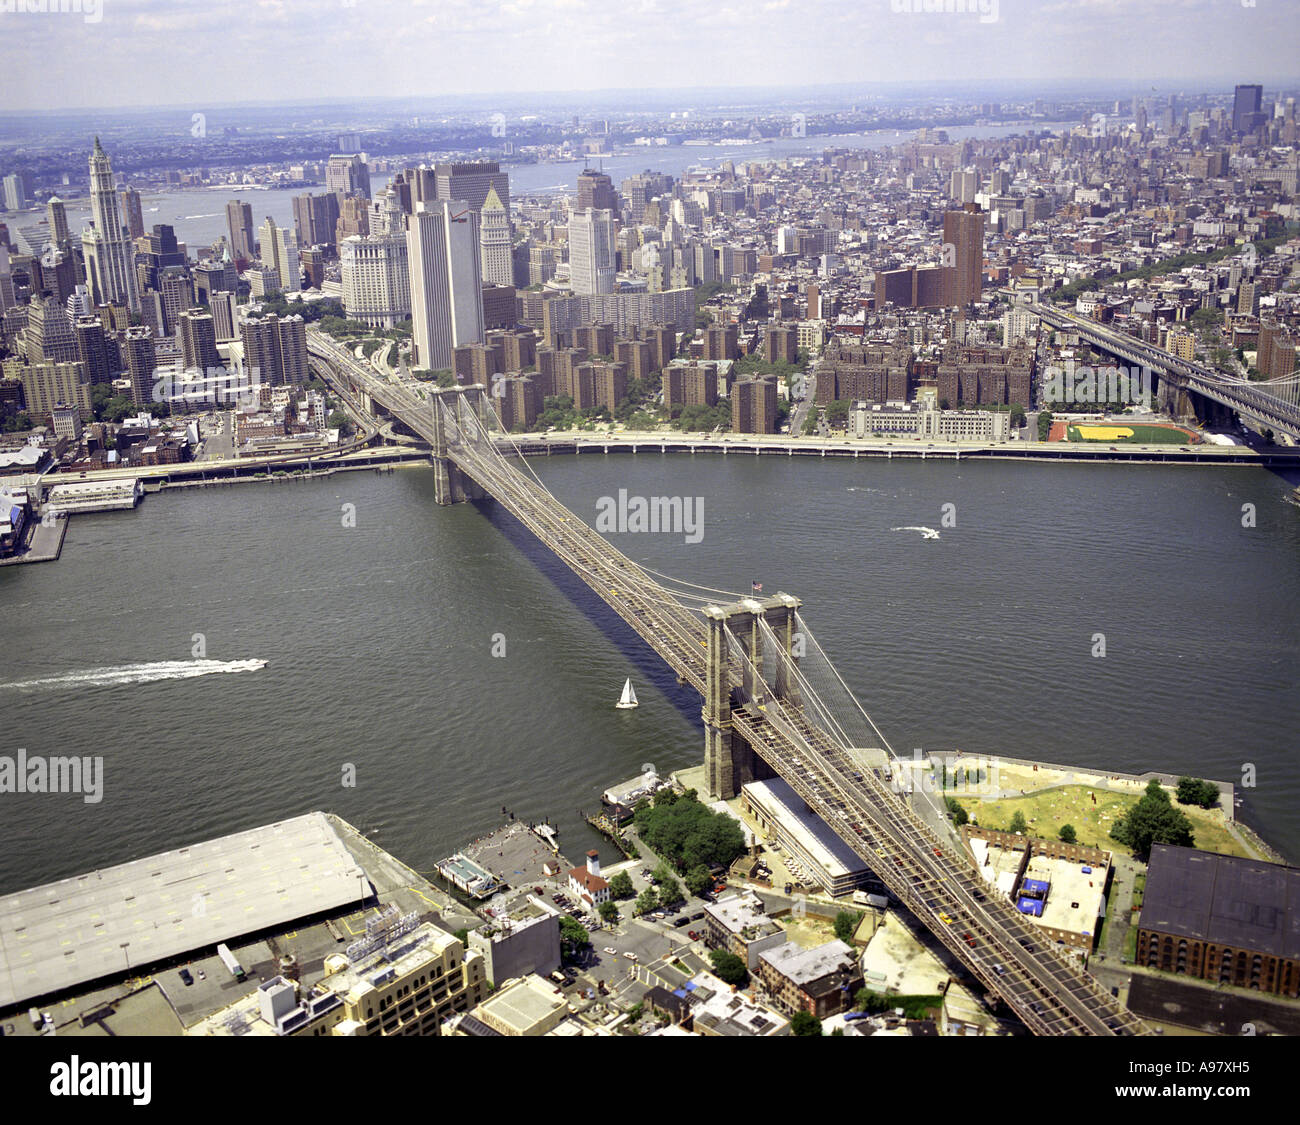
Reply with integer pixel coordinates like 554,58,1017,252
429,384,489,505
703,592,802,800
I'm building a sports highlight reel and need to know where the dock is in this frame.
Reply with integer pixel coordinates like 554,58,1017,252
456,820,573,891
0,512,67,568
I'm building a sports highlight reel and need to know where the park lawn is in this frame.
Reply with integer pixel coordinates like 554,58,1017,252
1068,423,1196,444
952,784,1254,859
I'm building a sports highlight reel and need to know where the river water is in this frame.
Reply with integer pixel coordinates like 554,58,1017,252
27,121,1072,254
1,454,1297,895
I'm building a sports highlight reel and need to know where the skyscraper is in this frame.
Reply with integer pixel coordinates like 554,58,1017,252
226,199,256,261
577,169,618,212
1233,84,1264,133
119,325,156,406
568,208,617,296
2,173,25,211
407,200,484,371
433,163,509,216
259,218,300,293
293,191,341,250
478,184,513,287
178,308,221,375
943,209,985,307
119,186,145,240
240,313,308,388
326,154,371,200
46,197,70,248
80,138,140,313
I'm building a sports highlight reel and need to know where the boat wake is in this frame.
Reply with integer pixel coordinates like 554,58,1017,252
892,526,941,540
0,658,267,692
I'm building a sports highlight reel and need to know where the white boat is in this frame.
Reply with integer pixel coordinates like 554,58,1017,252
616,677,639,709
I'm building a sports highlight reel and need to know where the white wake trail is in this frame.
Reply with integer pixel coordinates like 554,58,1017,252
0,658,267,691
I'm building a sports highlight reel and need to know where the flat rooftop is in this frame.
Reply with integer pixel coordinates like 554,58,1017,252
742,777,869,882
0,811,367,1011
1141,845,1300,958
1024,855,1107,938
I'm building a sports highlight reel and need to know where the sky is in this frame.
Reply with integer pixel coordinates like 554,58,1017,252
1,0,1297,113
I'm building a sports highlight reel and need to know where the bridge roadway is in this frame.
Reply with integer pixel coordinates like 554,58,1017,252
1034,304,1300,440
306,331,1148,1035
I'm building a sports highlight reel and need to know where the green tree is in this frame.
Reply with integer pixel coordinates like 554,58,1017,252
825,399,851,428
791,1010,823,1036
708,949,749,987
1008,810,1029,834
327,409,354,436
598,900,619,924
634,888,658,916
1037,411,1054,441
559,915,590,955
653,861,677,884
1110,780,1194,859
945,797,969,827
684,865,713,897
657,876,682,908
608,870,635,900
833,910,863,943
1059,824,1078,844
1176,777,1220,809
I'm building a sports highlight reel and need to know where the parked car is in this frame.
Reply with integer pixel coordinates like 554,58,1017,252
179,968,194,986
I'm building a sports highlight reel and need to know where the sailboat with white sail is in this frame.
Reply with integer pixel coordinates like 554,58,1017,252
615,677,639,709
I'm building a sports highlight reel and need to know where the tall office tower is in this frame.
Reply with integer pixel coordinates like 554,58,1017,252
138,290,165,339
24,293,79,363
577,170,618,212
335,194,370,244
226,199,256,261
622,172,673,222
259,218,300,292
478,184,513,287
136,224,186,291
118,187,145,239
209,291,238,342
46,197,70,247
370,186,407,237
239,313,308,387
407,199,484,371
433,162,509,216
2,173,26,211
326,154,371,199
340,231,410,328
157,267,194,336
943,209,985,307
119,324,157,406
0,245,14,313
292,191,341,250
193,257,238,306
80,139,140,313
568,208,616,295
949,169,979,204
1233,84,1264,133
337,132,362,154
74,315,115,384
178,308,221,374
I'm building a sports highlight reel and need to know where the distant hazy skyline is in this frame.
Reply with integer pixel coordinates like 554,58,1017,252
1,0,1296,113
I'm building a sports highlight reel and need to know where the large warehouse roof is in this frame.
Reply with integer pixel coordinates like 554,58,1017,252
1140,844,1300,959
0,811,367,1010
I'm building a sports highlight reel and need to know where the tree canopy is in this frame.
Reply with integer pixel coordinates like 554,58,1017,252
1176,777,1220,809
634,792,747,871
1110,780,1194,859
708,949,749,987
